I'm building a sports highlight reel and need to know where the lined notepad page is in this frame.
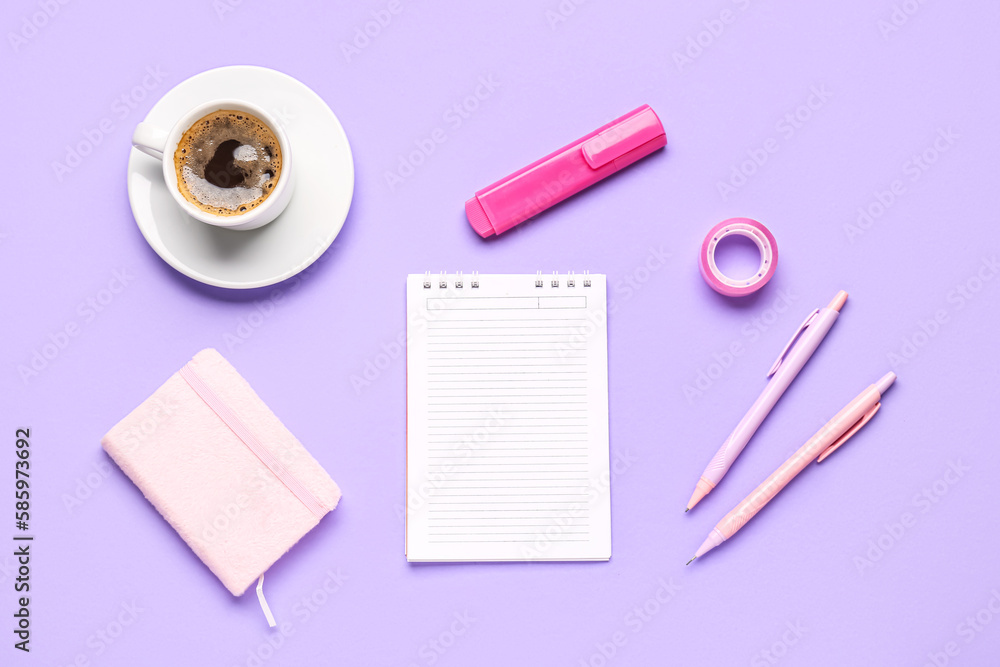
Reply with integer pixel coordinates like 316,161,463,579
405,274,610,562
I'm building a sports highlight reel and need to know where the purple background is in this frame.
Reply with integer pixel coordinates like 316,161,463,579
3,0,999,665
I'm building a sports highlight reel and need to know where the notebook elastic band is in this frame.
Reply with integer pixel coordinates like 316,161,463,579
179,363,327,519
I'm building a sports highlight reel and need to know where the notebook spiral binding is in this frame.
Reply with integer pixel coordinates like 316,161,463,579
422,270,591,289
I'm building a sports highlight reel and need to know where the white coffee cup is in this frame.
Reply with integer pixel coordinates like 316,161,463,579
132,100,294,231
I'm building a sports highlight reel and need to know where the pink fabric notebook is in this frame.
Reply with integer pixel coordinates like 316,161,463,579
102,348,341,597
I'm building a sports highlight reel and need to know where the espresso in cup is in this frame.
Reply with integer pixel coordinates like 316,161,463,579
173,110,283,216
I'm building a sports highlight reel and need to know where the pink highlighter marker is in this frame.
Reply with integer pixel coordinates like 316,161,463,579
465,105,666,237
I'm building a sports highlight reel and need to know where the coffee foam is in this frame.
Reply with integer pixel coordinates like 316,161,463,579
181,166,270,212
173,110,283,217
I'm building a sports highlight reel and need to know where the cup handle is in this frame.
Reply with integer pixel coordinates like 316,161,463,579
132,122,169,160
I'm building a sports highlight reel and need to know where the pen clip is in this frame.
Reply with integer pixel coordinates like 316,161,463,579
767,309,820,378
816,403,881,463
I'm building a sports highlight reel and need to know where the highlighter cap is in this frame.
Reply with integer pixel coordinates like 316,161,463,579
466,105,666,237
580,106,666,170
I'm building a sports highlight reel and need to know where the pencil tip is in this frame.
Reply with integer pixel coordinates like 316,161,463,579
684,508,689,513
686,556,696,566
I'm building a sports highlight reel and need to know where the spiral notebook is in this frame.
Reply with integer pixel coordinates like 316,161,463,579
405,273,611,562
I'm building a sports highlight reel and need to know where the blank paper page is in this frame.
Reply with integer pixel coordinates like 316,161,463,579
405,274,611,562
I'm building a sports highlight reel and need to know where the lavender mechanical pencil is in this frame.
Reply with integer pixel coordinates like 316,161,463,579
685,290,848,511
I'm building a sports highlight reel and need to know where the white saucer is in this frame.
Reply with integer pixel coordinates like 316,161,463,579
127,66,354,289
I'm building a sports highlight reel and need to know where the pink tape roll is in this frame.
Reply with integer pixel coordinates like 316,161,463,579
699,218,778,297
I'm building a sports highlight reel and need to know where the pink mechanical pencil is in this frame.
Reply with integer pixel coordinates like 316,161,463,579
686,290,849,511
687,371,896,564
